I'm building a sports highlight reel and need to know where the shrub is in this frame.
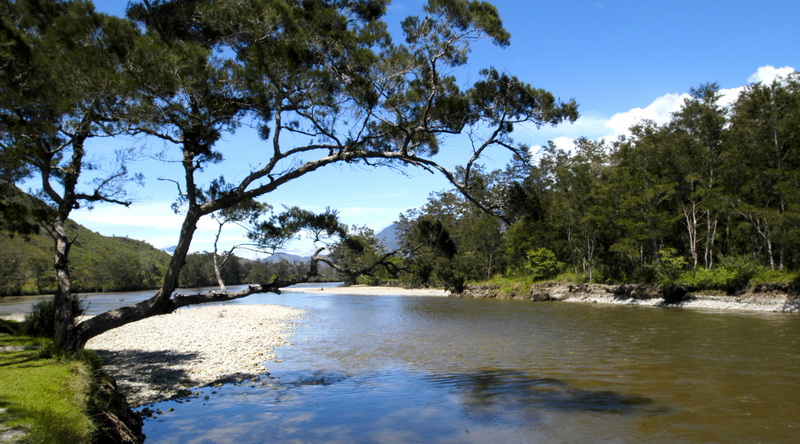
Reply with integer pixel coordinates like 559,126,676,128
681,267,742,293
21,296,86,338
679,255,762,293
751,268,799,285
524,248,564,281
651,248,688,287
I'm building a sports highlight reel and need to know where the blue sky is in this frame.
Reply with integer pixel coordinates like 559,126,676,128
72,0,798,256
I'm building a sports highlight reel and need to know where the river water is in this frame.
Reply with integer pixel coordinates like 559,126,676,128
3,286,799,442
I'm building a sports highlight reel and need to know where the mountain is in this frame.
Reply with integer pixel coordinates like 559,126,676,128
376,223,400,251
264,252,309,263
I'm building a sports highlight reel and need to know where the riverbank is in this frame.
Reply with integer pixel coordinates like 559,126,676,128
85,304,304,406
456,282,800,313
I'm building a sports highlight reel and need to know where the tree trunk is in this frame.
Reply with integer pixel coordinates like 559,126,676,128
681,202,699,269
213,254,227,293
212,222,228,292
69,209,203,351
703,213,717,269
52,217,74,351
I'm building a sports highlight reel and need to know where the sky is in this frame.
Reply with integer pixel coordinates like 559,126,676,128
67,0,798,257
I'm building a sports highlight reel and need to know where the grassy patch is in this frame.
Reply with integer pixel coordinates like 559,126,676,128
0,330,95,443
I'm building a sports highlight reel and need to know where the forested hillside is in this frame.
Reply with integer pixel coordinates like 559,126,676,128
0,220,171,295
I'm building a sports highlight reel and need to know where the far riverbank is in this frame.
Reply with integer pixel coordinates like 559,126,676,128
455,282,800,313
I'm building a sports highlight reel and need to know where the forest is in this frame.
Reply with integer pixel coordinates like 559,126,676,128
382,78,800,293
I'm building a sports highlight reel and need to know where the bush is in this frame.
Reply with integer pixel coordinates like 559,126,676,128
751,268,799,285
651,248,688,287
681,267,741,293
525,248,564,281
21,296,86,338
679,255,762,293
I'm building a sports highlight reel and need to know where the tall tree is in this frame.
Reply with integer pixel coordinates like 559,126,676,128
724,73,800,270
0,0,141,348
668,83,727,269
65,0,577,351
604,123,679,278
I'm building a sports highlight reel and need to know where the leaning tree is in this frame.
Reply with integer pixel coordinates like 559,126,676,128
5,0,578,352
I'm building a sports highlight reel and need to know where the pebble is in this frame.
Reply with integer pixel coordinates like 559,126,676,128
86,304,305,406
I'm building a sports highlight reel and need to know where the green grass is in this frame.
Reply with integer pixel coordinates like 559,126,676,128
0,326,95,443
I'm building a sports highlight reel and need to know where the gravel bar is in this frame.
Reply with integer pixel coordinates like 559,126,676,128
85,304,305,406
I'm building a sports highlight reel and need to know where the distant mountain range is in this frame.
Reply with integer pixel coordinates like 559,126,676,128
160,223,401,263
263,252,309,263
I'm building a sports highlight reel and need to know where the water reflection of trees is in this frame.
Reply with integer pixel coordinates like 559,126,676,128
426,369,662,422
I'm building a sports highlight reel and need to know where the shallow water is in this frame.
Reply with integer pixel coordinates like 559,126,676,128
138,286,800,443
0,285,253,316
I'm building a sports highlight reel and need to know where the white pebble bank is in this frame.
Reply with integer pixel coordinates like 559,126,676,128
86,304,304,406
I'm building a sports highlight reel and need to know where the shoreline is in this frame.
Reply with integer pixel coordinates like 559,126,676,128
3,284,795,405
456,282,800,313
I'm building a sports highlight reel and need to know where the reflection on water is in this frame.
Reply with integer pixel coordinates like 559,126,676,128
138,290,800,443
425,369,660,418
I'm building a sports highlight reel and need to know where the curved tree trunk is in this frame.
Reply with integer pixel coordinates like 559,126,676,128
69,209,203,351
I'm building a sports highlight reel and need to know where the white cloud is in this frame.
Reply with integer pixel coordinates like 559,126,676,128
603,92,691,139
527,65,797,155
747,65,796,84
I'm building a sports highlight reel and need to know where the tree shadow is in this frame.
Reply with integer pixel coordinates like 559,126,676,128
0,349,41,368
92,348,202,405
782,297,800,313
0,398,27,442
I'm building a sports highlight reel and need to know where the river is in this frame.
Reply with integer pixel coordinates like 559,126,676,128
3,286,799,442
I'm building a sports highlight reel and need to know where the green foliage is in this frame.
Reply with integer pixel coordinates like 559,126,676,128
650,248,689,287
0,218,171,295
751,268,799,285
21,295,86,338
180,252,249,288
479,275,536,297
524,248,564,281
679,255,759,293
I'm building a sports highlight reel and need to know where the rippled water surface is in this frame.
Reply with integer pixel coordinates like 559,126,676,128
9,286,797,442
133,286,800,443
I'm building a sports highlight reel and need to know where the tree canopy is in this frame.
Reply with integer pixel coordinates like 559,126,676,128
393,73,800,292
1,0,578,351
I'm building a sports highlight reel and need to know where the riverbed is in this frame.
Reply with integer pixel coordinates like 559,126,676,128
132,285,799,443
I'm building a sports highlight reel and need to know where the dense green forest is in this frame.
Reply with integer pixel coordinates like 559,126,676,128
4,77,798,297
374,78,800,293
